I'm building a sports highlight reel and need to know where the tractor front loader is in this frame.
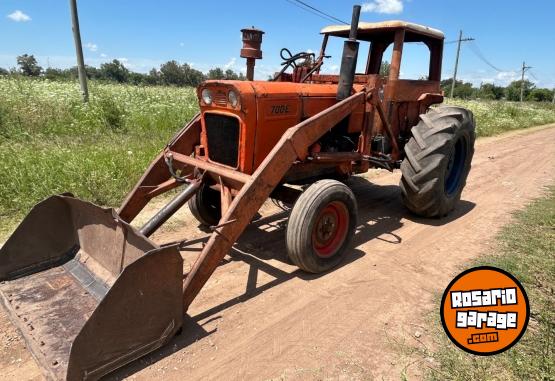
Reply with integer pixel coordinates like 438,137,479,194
0,6,475,380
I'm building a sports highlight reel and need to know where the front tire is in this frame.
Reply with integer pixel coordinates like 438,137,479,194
286,180,357,273
188,183,221,226
400,106,475,217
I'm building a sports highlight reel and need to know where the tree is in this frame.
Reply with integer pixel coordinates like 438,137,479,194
182,64,205,86
206,68,245,81
208,67,225,80
159,60,184,85
505,80,535,101
145,68,161,85
528,88,553,102
100,59,129,83
224,69,246,80
380,61,390,77
441,78,475,99
84,65,102,80
44,68,67,81
0,67,9,76
159,61,205,87
128,72,150,85
16,54,42,76
478,83,505,100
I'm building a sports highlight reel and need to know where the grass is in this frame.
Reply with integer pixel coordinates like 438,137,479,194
1,76,555,239
0,77,197,238
423,187,555,381
445,99,555,137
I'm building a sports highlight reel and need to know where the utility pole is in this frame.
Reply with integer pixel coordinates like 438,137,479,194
69,0,89,103
450,30,475,98
519,61,532,102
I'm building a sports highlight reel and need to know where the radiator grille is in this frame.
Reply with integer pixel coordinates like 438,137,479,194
204,113,240,167
213,92,228,107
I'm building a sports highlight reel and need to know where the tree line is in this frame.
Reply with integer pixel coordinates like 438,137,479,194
1,54,553,102
441,78,554,102
0,54,245,86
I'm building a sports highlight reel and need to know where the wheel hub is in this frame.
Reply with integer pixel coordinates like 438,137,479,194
317,214,337,241
312,201,349,258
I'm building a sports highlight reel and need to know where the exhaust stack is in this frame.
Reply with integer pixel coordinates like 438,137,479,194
240,27,265,81
337,5,361,100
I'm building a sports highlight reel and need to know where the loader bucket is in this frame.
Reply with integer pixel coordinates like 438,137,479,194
0,195,184,381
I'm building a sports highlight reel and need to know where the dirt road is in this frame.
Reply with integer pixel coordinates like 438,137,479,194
1,125,554,380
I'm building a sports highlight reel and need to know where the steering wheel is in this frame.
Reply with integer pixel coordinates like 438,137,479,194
272,48,316,81
280,48,315,68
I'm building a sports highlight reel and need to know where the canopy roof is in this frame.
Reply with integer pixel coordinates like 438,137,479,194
321,20,444,41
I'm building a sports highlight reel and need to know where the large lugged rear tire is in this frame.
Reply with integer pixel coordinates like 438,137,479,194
188,183,221,226
400,105,475,217
286,180,358,273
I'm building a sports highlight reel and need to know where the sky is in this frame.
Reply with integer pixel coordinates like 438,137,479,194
1,0,554,88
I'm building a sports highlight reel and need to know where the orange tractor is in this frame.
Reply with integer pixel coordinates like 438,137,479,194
0,6,475,380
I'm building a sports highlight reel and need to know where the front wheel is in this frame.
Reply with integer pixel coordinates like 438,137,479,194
188,183,221,226
286,180,358,273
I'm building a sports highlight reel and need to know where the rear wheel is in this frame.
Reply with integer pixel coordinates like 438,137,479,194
188,183,221,226
286,180,357,273
400,106,475,217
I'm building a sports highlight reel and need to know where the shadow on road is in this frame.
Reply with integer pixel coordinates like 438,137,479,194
106,177,475,380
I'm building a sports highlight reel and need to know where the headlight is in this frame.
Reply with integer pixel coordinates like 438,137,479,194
228,90,239,108
201,88,212,105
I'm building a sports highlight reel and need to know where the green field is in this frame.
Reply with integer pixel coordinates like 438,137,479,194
0,78,197,238
444,98,555,137
1,77,555,238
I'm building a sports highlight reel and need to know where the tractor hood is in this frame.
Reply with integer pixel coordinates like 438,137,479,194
196,80,366,174
198,80,365,106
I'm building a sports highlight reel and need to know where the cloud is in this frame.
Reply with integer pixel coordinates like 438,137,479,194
7,10,31,22
322,64,340,74
224,57,236,70
453,70,523,88
224,57,237,70
495,71,519,82
362,0,403,14
100,53,107,58
84,43,98,52
179,42,185,47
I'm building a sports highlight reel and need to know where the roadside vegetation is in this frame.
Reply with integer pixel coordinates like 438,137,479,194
0,77,197,238
1,76,555,240
445,99,555,136
422,187,555,380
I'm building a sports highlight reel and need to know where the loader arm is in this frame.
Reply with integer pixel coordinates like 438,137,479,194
181,91,366,310
118,113,201,222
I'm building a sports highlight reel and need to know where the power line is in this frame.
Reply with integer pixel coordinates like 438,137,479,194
528,70,539,81
284,0,349,25
467,41,505,72
291,0,349,24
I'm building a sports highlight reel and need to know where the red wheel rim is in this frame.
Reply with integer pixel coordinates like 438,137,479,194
312,201,349,258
